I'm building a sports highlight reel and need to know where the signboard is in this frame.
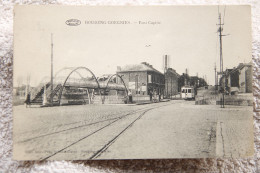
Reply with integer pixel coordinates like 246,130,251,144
129,82,135,90
141,86,147,92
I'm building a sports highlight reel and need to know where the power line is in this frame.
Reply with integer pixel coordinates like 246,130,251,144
223,5,226,25
218,4,220,16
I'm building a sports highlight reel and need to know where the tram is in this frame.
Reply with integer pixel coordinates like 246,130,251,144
181,86,195,100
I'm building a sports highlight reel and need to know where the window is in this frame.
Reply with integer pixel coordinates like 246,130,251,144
148,74,152,83
188,89,191,93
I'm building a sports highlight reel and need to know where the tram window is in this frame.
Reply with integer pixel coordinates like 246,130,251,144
182,89,185,93
188,89,191,93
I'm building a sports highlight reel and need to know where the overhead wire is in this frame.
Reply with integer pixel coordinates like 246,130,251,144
222,5,226,27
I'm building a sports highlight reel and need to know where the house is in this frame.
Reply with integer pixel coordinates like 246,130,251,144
220,62,252,94
117,62,165,101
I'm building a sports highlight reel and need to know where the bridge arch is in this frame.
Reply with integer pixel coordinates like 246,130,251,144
54,67,87,84
58,67,102,105
102,74,128,103
54,67,74,78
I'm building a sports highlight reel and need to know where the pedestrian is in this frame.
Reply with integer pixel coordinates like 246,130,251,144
149,89,152,101
128,90,132,103
25,93,31,108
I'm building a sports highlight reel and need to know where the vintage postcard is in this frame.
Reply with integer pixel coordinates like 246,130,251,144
13,6,253,160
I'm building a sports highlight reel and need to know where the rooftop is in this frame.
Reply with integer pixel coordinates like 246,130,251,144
229,62,252,74
118,62,163,75
165,68,180,77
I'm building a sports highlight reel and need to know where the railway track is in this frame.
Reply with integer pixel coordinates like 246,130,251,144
15,108,148,136
89,109,149,159
16,105,161,143
37,102,176,160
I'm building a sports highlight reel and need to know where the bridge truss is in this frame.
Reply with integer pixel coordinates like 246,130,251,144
30,67,128,106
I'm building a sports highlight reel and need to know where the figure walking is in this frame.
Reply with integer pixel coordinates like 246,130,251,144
25,93,31,108
149,89,152,102
128,90,132,103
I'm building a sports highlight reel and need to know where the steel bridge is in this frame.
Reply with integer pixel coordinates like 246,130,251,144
30,67,128,106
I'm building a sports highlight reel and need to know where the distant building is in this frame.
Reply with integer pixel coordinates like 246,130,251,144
117,62,165,101
178,73,190,91
164,68,180,98
13,85,33,106
13,85,27,99
178,73,207,91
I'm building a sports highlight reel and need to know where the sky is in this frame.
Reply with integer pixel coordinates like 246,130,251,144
14,6,252,87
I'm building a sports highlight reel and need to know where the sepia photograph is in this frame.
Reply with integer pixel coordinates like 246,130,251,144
13,5,253,160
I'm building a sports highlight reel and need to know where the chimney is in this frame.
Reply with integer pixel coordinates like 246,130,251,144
117,66,121,72
163,55,170,73
185,68,189,75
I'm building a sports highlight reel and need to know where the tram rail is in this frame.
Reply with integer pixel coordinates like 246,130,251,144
16,105,157,143
38,102,175,160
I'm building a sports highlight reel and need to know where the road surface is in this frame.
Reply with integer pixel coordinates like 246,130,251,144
13,100,253,160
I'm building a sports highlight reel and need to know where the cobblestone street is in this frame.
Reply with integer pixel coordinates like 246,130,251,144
13,100,253,160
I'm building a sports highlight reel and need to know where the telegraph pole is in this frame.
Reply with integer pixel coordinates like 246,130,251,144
218,14,223,74
214,63,217,93
51,33,54,106
217,13,225,108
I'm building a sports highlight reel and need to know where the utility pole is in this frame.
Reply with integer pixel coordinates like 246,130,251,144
217,13,225,108
171,77,172,99
214,63,216,86
214,63,217,93
51,33,54,106
218,14,223,75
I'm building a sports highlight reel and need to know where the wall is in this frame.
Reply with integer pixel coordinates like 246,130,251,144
147,71,165,98
239,65,252,93
165,70,179,98
245,66,253,93
117,71,148,96
239,67,246,93
117,70,165,101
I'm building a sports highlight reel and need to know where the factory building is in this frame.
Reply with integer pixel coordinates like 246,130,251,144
164,68,180,98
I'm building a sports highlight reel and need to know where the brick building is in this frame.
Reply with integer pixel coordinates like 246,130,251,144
117,62,165,101
164,68,180,98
